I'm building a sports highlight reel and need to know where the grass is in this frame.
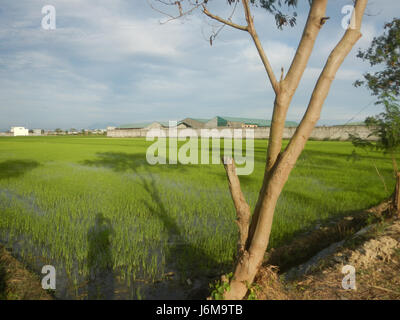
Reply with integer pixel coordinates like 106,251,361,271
0,136,396,298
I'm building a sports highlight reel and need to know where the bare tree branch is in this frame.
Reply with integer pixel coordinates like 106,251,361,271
223,157,251,254
266,0,328,173
246,0,329,250
147,0,205,24
202,5,248,32
286,0,368,154
150,0,279,93
241,0,279,94
285,1,328,93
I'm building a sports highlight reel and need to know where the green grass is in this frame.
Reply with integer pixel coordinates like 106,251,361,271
0,136,396,297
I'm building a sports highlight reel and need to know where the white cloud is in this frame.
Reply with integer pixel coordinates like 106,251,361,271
0,0,398,129
303,67,361,81
241,41,296,74
358,22,377,49
54,18,189,60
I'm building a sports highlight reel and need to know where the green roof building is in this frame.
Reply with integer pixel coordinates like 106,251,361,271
117,116,298,129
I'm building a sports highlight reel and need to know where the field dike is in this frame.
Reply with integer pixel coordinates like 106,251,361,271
0,245,53,300
253,200,400,300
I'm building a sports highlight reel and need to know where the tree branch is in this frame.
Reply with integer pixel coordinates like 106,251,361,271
266,0,328,172
241,0,279,94
223,157,251,254
285,0,329,94
148,0,205,24
202,5,248,32
285,0,368,168
246,1,329,247
247,0,368,263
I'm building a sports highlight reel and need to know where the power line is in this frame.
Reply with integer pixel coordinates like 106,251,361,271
343,99,376,125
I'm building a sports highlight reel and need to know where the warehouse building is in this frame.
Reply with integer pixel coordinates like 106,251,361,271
10,126,29,136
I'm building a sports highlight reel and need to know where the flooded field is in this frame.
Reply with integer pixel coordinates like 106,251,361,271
0,136,394,299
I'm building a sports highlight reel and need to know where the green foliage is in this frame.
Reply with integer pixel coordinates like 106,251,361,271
209,272,233,300
224,0,307,29
349,95,400,169
0,136,395,298
365,95,400,155
355,18,400,99
348,135,373,151
353,18,400,173
246,282,262,300
252,0,300,29
393,248,400,257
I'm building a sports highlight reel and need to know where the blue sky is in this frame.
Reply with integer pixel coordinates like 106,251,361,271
0,0,398,130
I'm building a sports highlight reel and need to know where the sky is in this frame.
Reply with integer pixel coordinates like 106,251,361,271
0,0,398,130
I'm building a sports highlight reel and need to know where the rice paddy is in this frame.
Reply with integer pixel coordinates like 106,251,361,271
0,136,395,299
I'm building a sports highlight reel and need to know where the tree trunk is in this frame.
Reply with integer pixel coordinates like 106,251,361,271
223,0,368,300
224,158,289,299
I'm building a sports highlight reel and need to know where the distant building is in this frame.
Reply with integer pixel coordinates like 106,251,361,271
45,130,57,136
32,129,42,136
114,116,298,131
179,118,209,128
203,116,298,128
11,127,29,136
117,121,186,130
107,117,377,140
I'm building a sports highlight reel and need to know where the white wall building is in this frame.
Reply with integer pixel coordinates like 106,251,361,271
11,127,29,136
32,129,42,136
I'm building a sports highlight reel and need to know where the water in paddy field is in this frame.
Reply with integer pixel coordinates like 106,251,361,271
0,147,239,299
0,180,227,300
0,235,213,299
0,216,214,300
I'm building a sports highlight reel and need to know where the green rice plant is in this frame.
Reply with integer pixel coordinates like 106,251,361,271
0,136,395,298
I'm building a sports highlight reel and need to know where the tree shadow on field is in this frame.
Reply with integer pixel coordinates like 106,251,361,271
82,152,195,173
83,152,220,297
0,160,40,180
86,213,115,300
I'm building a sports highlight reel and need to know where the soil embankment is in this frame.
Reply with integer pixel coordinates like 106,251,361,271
0,245,53,300
255,203,400,300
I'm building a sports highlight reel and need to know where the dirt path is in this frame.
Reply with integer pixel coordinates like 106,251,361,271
0,245,53,300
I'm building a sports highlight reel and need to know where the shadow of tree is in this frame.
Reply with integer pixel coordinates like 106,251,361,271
87,213,115,300
0,160,40,180
82,152,221,296
82,152,197,173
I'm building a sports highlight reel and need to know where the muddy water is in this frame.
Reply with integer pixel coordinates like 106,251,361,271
0,235,212,300
0,188,216,299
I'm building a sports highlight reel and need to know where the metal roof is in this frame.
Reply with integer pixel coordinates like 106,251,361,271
118,123,151,129
184,118,209,123
118,117,298,129
217,116,298,127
